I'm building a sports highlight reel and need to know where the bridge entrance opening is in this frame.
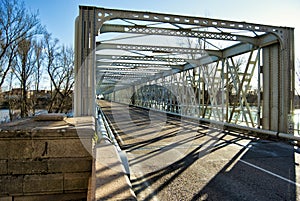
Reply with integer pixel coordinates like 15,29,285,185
74,6,294,133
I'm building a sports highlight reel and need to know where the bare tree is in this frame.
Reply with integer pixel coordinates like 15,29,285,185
47,45,74,113
7,71,20,121
31,39,44,113
0,45,16,88
43,33,59,112
13,38,35,117
33,40,43,91
43,33,74,113
0,0,43,88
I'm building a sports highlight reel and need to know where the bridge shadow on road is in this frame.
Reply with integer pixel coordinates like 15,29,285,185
129,134,299,201
99,101,299,201
190,140,299,201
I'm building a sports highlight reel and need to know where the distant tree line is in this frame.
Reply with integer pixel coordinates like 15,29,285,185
0,0,74,121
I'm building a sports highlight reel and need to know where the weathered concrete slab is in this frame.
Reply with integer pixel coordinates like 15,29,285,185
0,116,95,200
0,160,7,175
48,158,92,173
23,174,64,194
0,197,12,201
7,159,48,175
64,172,91,191
0,175,23,195
33,113,66,121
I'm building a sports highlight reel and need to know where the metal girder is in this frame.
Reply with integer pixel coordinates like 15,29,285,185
258,34,279,47
94,6,288,43
100,24,257,44
222,43,255,58
102,71,156,75
96,55,186,63
96,42,222,57
96,62,183,70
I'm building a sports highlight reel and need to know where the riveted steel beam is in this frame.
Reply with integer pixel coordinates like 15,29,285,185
100,24,257,44
93,6,287,42
96,62,183,70
96,42,222,57
96,55,186,63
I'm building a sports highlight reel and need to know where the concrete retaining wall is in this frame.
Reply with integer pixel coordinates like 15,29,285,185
0,116,94,201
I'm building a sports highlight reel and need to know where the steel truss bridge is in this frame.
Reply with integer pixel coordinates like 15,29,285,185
74,6,295,133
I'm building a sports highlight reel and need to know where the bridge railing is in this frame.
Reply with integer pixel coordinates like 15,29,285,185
118,102,300,144
293,112,300,135
96,106,118,147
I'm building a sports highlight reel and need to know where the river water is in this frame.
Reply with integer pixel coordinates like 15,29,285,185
0,109,9,123
0,109,49,123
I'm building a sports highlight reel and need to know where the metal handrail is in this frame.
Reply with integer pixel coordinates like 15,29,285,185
96,106,130,175
97,106,121,150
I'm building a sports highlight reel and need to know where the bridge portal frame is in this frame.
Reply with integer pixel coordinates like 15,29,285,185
74,6,294,133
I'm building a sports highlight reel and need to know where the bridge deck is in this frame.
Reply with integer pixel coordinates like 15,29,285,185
99,100,300,201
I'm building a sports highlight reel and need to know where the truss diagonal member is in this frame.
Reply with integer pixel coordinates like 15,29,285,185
96,42,222,57
226,50,258,127
100,24,257,45
200,64,223,120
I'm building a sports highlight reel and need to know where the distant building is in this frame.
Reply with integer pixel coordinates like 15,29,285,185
0,89,52,109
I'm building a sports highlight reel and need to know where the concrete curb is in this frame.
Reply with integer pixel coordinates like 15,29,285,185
90,142,136,201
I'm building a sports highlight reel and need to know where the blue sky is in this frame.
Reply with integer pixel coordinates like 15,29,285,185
24,0,300,58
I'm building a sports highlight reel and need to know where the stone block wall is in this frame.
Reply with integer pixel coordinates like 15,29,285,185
0,116,95,201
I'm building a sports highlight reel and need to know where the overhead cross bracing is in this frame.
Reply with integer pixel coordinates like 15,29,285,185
75,6,294,133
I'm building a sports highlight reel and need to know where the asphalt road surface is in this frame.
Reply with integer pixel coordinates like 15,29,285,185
100,100,300,201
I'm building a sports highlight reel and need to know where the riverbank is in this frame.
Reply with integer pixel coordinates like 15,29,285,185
0,109,50,124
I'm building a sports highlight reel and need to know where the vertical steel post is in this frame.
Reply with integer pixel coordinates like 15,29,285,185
221,59,225,122
263,44,279,131
74,16,80,116
225,58,229,122
74,7,96,117
199,67,202,117
262,28,295,133
280,28,295,133
257,48,261,128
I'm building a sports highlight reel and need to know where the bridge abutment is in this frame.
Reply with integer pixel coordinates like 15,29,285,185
0,116,94,200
